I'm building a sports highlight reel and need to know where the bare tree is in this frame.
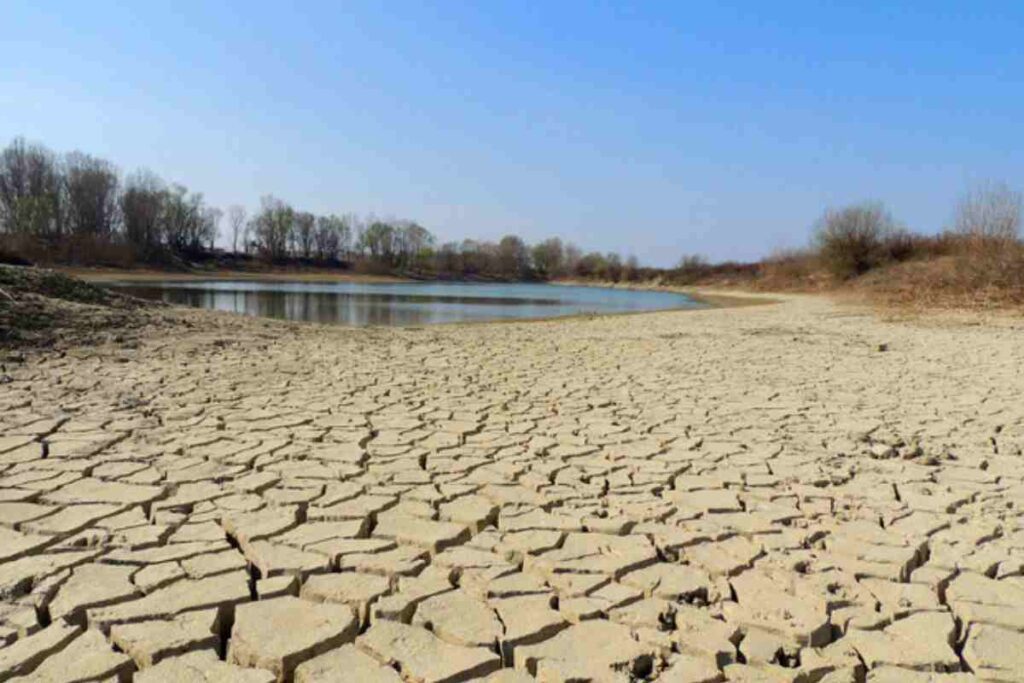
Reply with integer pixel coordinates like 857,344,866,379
63,151,120,239
397,221,434,269
359,221,398,264
314,214,351,261
203,207,222,251
242,217,253,254
605,252,623,281
340,213,359,260
954,181,1021,241
0,137,63,239
624,254,640,281
121,170,165,257
161,185,200,253
564,243,583,275
295,211,316,259
252,195,294,261
227,205,246,254
434,241,461,274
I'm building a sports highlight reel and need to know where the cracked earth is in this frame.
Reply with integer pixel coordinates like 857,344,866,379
1,295,1023,682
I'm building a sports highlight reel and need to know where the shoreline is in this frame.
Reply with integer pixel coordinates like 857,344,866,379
62,267,777,310
62,266,778,308
52,266,779,328
551,277,783,309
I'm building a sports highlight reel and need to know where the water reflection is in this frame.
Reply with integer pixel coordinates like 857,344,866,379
110,281,702,326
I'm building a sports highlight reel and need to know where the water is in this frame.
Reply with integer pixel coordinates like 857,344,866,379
108,280,704,326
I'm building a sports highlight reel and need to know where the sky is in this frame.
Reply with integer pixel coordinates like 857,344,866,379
2,2,1022,266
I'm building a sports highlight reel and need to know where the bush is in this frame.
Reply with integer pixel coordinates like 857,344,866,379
813,202,898,279
954,181,1021,241
672,254,709,284
758,248,818,289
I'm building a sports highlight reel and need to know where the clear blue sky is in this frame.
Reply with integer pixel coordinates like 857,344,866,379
2,2,1022,265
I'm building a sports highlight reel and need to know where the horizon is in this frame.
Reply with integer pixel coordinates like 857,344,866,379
3,2,1022,267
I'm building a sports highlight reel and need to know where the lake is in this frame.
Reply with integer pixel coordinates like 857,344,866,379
108,280,704,326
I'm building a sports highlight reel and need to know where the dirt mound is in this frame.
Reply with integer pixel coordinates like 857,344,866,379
0,265,158,348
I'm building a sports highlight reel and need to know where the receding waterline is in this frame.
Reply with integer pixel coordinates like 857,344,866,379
107,280,705,326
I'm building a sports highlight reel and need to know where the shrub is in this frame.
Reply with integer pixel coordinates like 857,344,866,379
758,248,818,289
672,254,709,284
954,181,1021,241
813,202,898,279
947,183,1024,302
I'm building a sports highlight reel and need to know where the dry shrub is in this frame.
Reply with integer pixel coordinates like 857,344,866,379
954,181,1021,241
757,248,820,290
951,235,1024,304
664,256,760,287
857,238,1024,310
813,202,898,280
671,254,710,285
937,182,1024,306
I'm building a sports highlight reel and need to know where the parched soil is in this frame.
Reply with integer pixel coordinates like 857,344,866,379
1,287,1023,681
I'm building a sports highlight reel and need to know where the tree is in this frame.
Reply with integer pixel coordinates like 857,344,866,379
121,170,165,258
252,195,294,261
532,237,564,279
576,252,608,279
0,138,63,239
674,254,709,284
359,221,398,264
63,151,119,239
160,184,209,254
295,211,316,259
564,243,583,275
604,252,623,282
202,206,222,251
242,217,253,254
497,235,531,279
226,205,247,254
314,214,350,261
434,241,462,275
397,221,434,269
624,255,640,281
459,239,498,276
954,181,1021,241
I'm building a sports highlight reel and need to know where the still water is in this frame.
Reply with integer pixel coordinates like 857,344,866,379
109,280,703,326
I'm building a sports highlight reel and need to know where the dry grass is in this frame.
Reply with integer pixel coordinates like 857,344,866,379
756,249,825,291
865,240,1024,311
687,234,1024,313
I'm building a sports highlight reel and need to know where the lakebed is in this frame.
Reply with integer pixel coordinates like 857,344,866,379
1,286,1023,681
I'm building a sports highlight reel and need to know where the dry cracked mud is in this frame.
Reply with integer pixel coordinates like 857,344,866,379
1,293,1023,682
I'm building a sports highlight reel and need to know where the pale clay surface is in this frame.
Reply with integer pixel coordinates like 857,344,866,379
0,294,1023,682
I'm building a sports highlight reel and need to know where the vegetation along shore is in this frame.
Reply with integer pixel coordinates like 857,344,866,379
2,136,1023,313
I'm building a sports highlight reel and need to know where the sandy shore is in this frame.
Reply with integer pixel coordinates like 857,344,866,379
2,294,1023,680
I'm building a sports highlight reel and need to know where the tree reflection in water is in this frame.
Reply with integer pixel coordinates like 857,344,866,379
109,281,702,326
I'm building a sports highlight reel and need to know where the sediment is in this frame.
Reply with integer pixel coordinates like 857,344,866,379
1,286,1023,681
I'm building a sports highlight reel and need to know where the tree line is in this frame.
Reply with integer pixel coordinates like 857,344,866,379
0,137,648,281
